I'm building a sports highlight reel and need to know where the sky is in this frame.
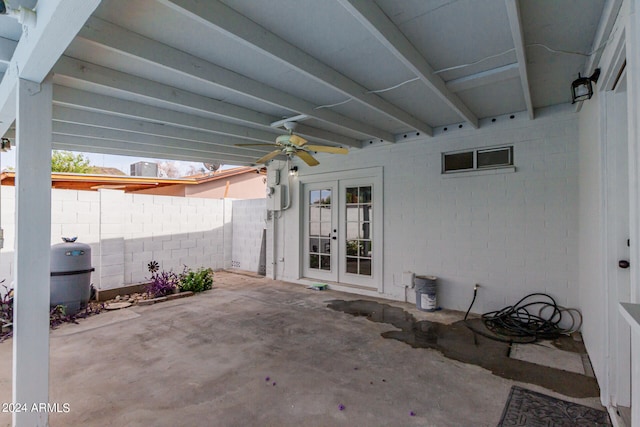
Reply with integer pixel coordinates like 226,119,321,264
0,149,236,177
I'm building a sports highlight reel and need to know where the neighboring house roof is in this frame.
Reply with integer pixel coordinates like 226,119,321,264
0,166,265,195
89,166,128,176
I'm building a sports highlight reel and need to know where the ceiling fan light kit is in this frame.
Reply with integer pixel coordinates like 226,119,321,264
235,121,348,167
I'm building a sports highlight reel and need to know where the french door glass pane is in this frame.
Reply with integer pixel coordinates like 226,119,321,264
345,185,373,276
320,222,332,236
359,259,372,276
310,254,319,269
309,189,332,271
320,238,331,254
346,205,358,221
309,238,319,253
359,186,372,203
310,190,321,204
346,257,358,274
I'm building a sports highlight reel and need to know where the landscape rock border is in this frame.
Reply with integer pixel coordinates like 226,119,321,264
137,291,194,306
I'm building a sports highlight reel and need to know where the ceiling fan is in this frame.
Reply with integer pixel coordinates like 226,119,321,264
236,122,348,166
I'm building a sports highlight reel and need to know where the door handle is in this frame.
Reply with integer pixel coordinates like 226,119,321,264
619,260,630,269
332,236,337,240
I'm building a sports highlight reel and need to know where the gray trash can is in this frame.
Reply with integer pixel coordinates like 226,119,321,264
414,275,438,311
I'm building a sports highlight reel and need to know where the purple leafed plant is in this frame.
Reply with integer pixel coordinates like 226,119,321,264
0,283,12,320
145,267,180,298
0,283,13,342
1,284,104,342
49,303,104,330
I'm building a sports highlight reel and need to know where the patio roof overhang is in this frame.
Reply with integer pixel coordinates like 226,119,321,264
0,1,622,425
0,0,617,166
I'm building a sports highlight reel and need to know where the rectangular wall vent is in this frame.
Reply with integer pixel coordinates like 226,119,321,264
442,146,513,173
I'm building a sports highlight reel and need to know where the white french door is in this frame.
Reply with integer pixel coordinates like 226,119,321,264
338,178,375,287
301,171,381,289
302,182,338,282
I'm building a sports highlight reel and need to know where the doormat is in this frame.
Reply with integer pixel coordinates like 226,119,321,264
497,386,611,426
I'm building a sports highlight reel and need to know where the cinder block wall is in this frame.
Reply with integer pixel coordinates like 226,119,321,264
121,193,229,286
231,199,266,273
274,108,579,314
0,188,243,291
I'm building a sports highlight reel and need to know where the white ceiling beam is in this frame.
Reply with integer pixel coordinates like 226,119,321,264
53,61,361,149
0,85,15,137
0,0,101,137
53,104,274,149
52,122,269,160
583,0,622,77
51,134,262,166
293,123,361,148
446,63,520,93
53,56,274,128
76,17,394,142
159,0,432,138
337,0,478,129
53,85,358,150
54,85,276,143
52,129,265,163
0,37,17,66
505,0,534,120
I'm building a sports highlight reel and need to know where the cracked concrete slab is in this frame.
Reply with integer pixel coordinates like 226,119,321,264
0,272,605,426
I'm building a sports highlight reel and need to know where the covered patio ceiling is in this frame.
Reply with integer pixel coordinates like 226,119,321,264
0,0,616,166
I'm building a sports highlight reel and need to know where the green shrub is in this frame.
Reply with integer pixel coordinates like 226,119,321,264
180,267,214,293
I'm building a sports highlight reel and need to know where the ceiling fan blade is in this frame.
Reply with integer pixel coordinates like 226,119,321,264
255,150,282,164
276,134,307,146
296,151,320,166
235,143,278,147
305,145,348,154
288,134,307,146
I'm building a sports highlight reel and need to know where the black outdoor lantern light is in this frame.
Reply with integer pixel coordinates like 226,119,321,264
571,68,601,103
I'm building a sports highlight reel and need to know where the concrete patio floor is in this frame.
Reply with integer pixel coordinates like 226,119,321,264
0,271,605,426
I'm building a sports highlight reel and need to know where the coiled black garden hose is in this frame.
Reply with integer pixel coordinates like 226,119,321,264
464,290,582,342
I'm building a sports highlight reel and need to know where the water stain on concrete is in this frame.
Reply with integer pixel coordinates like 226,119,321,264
327,299,599,398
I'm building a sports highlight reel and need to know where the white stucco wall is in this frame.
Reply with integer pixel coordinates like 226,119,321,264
270,108,580,316
577,88,606,391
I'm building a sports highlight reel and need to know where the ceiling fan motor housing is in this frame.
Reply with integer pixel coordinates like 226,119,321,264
283,121,297,132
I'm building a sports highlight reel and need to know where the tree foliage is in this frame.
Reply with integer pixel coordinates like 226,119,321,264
51,151,92,173
158,161,180,178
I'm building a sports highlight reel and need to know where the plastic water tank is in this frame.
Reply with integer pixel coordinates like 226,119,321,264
50,237,95,315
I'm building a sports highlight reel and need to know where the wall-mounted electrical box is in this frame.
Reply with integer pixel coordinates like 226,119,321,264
268,185,286,211
268,169,281,186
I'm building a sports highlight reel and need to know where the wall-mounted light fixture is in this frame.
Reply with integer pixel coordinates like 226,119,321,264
571,68,600,104
0,138,11,152
0,1,37,28
289,166,298,177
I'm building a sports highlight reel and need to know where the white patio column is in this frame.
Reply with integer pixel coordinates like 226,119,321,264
12,77,53,427
622,2,640,426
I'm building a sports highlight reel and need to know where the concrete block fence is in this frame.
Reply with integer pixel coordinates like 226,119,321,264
232,199,267,274
0,187,266,291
